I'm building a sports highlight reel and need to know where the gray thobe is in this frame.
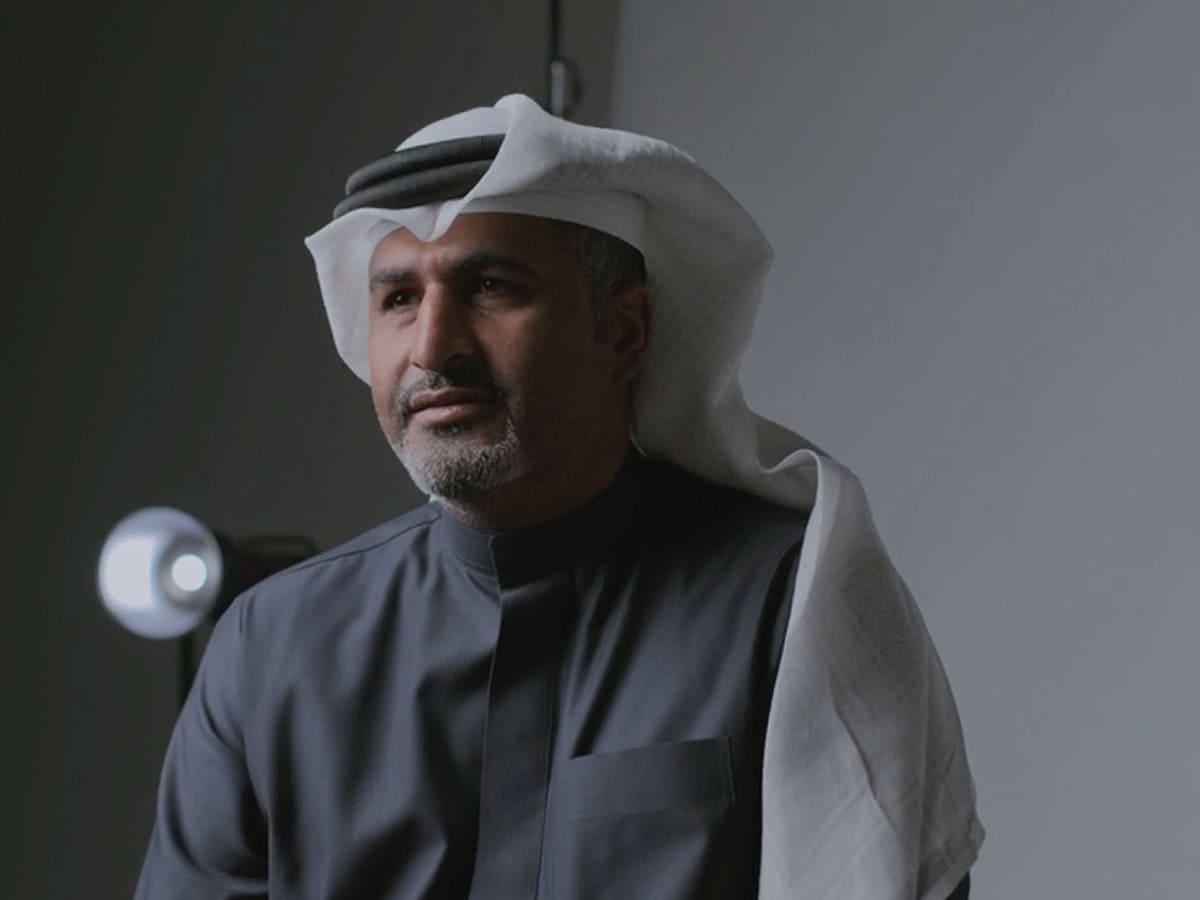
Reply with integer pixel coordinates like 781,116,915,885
133,454,808,899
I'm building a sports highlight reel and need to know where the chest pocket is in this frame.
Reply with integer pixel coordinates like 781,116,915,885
543,736,740,900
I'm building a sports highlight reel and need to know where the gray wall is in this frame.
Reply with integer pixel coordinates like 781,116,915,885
1,2,617,896
610,1,1199,897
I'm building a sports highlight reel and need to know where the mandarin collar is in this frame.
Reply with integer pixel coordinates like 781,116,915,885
434,450,649,587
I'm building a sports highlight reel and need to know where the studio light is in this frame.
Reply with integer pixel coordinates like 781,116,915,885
98,507,226,639
98,506,318,705
98,507,320,640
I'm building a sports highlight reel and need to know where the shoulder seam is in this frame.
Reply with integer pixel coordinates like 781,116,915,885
254,507,439,586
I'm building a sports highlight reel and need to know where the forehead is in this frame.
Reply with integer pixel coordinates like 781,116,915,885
367,212,569,276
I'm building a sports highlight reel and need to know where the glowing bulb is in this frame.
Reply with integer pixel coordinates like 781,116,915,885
98,535,158,613
97,507,224,638
170,553,209,592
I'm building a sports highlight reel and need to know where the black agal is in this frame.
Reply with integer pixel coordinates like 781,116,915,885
332,134,505,218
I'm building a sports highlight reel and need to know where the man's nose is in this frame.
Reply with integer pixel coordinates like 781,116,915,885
409,289,476,372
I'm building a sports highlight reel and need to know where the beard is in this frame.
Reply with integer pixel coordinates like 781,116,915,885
383,362,528,501
394,415,523,500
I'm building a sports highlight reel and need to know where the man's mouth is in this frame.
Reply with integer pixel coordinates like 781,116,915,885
405,388,495,426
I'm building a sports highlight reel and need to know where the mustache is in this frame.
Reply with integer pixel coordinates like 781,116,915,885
394,360,503,418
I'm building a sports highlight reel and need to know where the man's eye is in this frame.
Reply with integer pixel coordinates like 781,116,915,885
473,278,528,304
381,290,418,310
478,277,508,295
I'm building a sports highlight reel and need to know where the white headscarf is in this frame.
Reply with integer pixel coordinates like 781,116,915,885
305,94,983,900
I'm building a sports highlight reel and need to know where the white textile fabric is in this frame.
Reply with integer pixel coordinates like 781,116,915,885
305,94,983,900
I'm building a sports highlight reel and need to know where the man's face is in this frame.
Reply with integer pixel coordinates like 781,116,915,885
366,212,632,502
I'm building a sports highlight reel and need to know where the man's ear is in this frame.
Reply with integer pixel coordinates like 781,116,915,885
604,283,650,389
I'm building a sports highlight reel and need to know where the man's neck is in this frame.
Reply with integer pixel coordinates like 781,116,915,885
438,441,634,533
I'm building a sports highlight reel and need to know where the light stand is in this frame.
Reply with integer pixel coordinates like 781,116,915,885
546,0,582,119
97,507,317,707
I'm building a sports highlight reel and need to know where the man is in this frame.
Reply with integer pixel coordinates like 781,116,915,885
134,95,982,899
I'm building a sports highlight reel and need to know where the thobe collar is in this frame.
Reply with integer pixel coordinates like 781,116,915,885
434,449,649,587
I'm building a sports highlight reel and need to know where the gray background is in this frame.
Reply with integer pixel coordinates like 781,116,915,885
610,1,1199,897
4,1,1196,897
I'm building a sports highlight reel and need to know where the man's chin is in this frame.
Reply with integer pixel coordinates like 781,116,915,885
394,424,523,500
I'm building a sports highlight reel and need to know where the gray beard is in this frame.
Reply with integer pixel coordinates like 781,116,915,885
391,415,524,501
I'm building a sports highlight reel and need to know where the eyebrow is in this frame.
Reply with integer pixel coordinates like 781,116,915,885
369,253,543,289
